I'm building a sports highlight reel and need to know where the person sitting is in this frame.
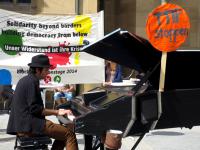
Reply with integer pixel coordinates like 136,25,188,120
7,54,78,150
0,85,14,111
101,61,123,150
104,61,122,86
53,84,75,107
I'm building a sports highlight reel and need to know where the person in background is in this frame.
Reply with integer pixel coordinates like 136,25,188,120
7,54,78,150
104,61,122,86
102,60,123,150
0,85,14,111
53,84,75,107
54,84,75,101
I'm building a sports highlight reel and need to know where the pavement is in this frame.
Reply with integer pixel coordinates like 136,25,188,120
1,113,200,150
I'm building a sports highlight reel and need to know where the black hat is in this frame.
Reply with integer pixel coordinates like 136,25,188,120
28,54,52,68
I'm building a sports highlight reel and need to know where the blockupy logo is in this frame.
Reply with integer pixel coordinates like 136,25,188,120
73,15,92,65
54,75,61,83
0,29,23,55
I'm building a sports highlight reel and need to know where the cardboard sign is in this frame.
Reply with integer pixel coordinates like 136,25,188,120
146,3,190,52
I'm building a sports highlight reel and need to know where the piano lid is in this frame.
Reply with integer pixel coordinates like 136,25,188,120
83,28,162,73
164,50,200,90
147,50,200,90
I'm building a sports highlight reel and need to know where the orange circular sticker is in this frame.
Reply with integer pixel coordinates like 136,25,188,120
146,3,190,52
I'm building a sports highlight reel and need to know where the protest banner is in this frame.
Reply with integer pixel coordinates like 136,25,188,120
0,9,104,85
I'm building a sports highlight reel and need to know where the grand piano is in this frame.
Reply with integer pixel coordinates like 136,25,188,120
58,28,200,149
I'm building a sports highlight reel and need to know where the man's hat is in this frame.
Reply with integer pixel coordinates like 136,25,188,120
28,54,52,68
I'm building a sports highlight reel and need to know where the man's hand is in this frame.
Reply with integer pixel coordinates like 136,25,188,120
42,108,73,116
57,109,73,116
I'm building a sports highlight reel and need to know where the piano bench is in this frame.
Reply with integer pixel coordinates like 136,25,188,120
14,135,52,150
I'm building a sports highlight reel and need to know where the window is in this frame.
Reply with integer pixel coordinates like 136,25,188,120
17,0,31,3
0,0,31,3
0,0,12,2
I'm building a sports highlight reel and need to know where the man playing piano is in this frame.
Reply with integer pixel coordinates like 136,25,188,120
7,54,78,150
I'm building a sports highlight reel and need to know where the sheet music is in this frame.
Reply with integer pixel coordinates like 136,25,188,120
40,82,65,88
110,82,136,87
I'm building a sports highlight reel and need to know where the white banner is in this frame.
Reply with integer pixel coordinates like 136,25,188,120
0,9,105,85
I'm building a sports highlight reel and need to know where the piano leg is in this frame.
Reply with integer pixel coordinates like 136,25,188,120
93,136,104,150
84,135,104,150
84,135,93,150
131,133,145,150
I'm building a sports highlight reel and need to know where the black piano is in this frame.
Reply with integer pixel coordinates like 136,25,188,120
58,28,200,149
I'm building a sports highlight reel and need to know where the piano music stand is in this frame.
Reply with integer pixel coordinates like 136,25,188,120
122,62,160,150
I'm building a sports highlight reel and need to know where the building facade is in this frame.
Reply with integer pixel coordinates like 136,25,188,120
0,0,199,92
0,0,97,15
103,0,199,50
0,0,198,49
